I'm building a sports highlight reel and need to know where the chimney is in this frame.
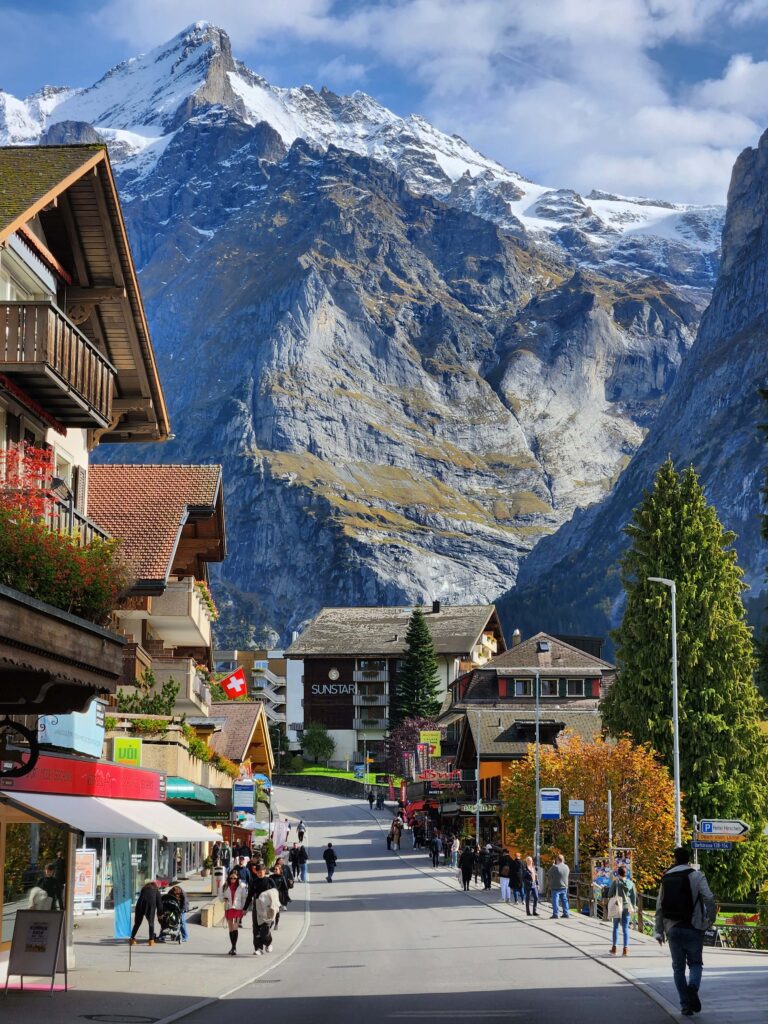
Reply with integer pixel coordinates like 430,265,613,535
512,628,521,646
432,600,441,614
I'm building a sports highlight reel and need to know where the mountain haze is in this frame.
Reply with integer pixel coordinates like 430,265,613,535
0,23,737,639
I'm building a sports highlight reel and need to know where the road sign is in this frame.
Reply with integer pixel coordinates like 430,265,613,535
540,788,561,820
568,799,585,816
692,840,733,851
698,819,749,837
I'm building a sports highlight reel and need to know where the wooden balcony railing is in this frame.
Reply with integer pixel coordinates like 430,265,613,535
0,301,116,427
47,495,110,547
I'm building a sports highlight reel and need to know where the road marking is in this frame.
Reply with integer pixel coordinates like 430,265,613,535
389,1013,525,1018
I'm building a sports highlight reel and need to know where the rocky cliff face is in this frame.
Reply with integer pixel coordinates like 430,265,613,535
0,24,732,639
499,128,768,644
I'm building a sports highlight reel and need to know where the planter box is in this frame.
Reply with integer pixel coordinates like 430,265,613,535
0,582,125,713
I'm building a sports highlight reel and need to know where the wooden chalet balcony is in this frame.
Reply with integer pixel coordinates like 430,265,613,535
0,301,116,428
47,494,110,548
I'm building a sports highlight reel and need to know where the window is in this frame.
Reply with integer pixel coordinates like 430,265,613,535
567,679,585,697
536,640,550,653
514,678,533,696
55,450,74,489
541,679,558,697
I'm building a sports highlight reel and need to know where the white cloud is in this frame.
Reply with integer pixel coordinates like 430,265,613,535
91,0,768,203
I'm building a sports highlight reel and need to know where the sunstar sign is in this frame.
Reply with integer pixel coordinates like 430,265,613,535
310,684,356,696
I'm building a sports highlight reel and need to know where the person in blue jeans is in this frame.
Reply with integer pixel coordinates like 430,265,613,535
170,885,189,941
608,866,636,955
547,854,570,918
655,847,717,1016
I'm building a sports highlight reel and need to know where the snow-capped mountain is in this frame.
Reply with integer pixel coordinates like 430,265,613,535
1,22,722,290
0,24,739,640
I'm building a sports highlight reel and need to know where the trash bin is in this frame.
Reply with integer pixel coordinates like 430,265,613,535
213,866,226,895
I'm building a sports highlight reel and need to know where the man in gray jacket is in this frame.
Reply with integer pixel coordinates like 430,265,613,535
547,854,570,919
654,847,717,1016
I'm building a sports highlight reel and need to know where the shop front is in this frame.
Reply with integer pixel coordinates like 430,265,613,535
0,752,219,956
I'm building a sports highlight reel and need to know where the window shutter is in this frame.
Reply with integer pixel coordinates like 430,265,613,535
591,678,601,697
6,413,20,444
559,679,567,698
498,678,508,698
74,465,87,513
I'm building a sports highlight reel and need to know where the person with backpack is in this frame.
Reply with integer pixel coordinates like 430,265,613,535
297,820,306,842
608,864,637,956
510,852,524,905
243,860,278,955
479,845,494,890
497,848,513,903
654,847,717,1016
367,790,375,810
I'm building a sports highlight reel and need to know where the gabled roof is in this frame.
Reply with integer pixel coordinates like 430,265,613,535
208,701,274,772
88,464,225,590
0,144,170,442
286,604,505,657
459,708,603,761
489,631,614,672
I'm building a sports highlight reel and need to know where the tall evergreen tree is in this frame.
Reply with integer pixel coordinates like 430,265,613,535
391,608,442,726
602,459,768,897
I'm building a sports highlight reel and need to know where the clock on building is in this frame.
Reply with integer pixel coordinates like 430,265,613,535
328,668,340,681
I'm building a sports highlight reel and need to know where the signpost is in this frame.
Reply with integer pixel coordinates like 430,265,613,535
419,730,442,757
540,788,561,820
692,840,733,851
5,911,67,994
698,819,749,842
569,799,584,872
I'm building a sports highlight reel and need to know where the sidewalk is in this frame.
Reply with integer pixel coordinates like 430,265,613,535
390,831,768,1021
1,874,309,1024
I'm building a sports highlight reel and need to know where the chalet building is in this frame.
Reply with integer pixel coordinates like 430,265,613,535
0,146,221,958
88,463,226,716
438,631,614,846
286,602,506,766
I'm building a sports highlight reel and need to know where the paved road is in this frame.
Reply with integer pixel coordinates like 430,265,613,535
179,786,672,1024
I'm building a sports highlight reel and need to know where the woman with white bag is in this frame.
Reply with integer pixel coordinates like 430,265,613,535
607,864,637,956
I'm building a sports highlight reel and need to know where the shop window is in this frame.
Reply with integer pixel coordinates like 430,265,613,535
567,679,585,697
2,821,68,943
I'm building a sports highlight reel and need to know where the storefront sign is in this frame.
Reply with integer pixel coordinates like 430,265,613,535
7,911,66,992
0,752,165,800
233,779,256,812
113,737,142,768
419,730,442,756
74,849,97,902
460,802,501,813
417,769,461,782
38,700,105,758
310,684,356,696
188,809,230,822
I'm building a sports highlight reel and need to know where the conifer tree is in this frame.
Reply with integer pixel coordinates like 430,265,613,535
391,608,442,726
602,459,768,896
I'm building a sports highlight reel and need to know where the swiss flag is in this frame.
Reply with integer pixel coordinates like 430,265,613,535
220,667,248,700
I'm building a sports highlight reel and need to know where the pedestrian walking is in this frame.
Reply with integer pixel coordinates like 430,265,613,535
221,840,232,870
523,855,539,915
234,854,251,884
211,841,222,868
547,854,571,919
458,844,475,892
430,833,442,868
129,881,163,946
480,844,494,890
368,790,375,810
36,862,64,910
510,852,524,905
243,860,279,955
654,847,717,1016
608,865,637,956
297,820,306,842
450,835,460,869
270,860,291,930
391,817,402,851
220,867,248,955
323,842,338,882
297,843,309,882
498,848,513,903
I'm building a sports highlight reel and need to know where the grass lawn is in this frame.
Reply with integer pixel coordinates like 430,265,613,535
282,766,404,785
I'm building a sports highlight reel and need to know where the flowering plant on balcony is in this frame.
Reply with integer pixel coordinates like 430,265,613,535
194,579,219,620
0,495,132,625
0,443,55,519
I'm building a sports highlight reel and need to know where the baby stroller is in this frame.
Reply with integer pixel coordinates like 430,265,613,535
158,892,183,944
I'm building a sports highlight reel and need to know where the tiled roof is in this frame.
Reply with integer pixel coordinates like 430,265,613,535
208,702,267,762
465,707,603,758
0,145,105,241
88,464,222,584
489,632,614,672
286,604,503,657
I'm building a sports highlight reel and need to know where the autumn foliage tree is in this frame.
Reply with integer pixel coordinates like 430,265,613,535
500,735,676,890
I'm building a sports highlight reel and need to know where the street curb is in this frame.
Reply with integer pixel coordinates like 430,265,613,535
153,827,312,1024
368,808,680,1022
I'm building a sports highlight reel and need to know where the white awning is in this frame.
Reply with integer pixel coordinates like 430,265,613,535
2,793,219,842
122,800,220,842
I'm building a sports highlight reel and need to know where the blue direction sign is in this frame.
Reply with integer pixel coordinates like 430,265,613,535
540,788,561,820
692,840,732,851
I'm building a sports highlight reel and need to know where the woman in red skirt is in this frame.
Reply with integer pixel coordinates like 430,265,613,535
220,867,248,954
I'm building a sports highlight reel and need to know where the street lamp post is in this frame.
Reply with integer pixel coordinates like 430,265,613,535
534,670,541,866
648,576,682,847
475,709,481,845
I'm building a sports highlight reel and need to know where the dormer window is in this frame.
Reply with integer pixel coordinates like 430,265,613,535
540,679,558,697
537,640,550,653
567,679,585,697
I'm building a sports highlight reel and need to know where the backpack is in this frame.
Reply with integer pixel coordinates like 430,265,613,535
661,868,695,924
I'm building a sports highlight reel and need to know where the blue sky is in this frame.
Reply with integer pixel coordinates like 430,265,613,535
3,0,768,204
